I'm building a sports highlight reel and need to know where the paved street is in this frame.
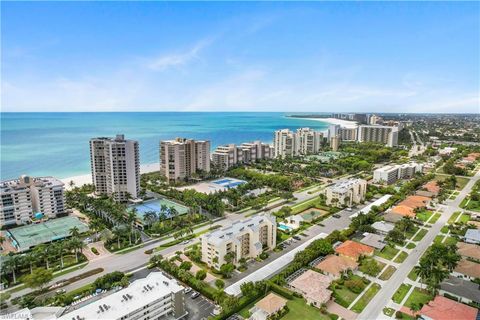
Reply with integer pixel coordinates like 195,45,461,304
358,170,480,320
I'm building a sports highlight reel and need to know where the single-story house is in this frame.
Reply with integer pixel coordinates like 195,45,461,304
421,181,441,197
289,270,332,308
391,195,432,218
440,276,480,304
464,229,480,244
359,232,387,250
249,292,288,320
453,259,480,280
371,221,395,235
457,242,480,262
419,295,478,320
315,254,358,279
335,240,374,261
383,212,404,223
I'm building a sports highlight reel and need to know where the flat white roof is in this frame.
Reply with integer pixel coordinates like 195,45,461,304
350,194,392,218
225,232,328,296
58,272,183,320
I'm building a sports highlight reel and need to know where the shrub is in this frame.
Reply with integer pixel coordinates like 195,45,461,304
395,311,403,319
91,247,99,255
196,270,207,280
345,279,365,294
215,279,225,289
179,261,192,271
269,282,294,299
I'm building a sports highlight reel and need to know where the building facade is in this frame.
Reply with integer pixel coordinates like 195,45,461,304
201,214,276,269
1,175,65,226
273,128,323,158
296,128,323,155
160,138,210,183
358,125,399,147
325,178,367,207
373,162,423,184
90,134,140,202
211,141,273,170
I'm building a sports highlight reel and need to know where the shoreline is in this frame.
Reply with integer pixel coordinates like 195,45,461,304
297,117,358,129
61,163,159,190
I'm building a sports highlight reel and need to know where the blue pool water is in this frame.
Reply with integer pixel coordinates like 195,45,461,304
278,224,293,232
213,179,233,185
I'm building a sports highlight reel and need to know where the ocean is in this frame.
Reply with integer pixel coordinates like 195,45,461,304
1,112,330,180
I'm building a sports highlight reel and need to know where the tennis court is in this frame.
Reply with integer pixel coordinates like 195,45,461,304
6,216,89,252
130,198,189,222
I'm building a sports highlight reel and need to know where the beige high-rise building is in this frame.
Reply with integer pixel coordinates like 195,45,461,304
160,138,210,183
325,178,367,207
90,134,140,202
211,141,273,170
201,214,276,269
339,127,358,141
273,129,296,158
330,135,340,152
273,128,323,158
296,128,323,155
358,125,398,147
0,175,65,226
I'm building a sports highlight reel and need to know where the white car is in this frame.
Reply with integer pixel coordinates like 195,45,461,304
184,287,192,294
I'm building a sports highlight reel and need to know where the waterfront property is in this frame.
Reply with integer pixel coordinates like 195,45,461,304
177,177,246,194
129,197,189,224
5,216,88,252
90,134,140,202
273,128,323,158
1,175,65,226
325,178,367,207
160,137,210,183
201,214,276,269
211,140,273,170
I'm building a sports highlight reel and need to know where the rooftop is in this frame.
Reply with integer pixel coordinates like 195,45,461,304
465,229,480,242
315,254,358,277
328,178,366,194
420,295,478,320
359,232,386,250
440,276,480,304
253,293,288,315
422,181,441,195
371,221,395,233
335,240,374,261
1,175,64,193
290,270,332,304
457,242,480,260
454,259,480,278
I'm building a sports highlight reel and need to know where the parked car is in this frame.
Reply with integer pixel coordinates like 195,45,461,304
293,236,301,241
191,291,200,299
181,240,190,245
332,214,341,218
184,287,192,294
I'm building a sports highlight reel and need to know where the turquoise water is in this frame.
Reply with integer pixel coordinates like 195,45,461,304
277,223,293,232
130,198,189,222
1,112,329,180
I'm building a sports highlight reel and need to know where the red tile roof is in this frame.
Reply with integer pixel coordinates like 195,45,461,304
334,240,374,261
420,295,478,320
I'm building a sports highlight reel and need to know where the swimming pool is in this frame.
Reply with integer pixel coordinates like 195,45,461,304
213,178,233,185
211,178,246,189
277,224,293,232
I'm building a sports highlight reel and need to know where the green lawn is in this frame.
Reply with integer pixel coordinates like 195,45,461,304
434,175,470,190
282,297,332,320
376,245,399,260
359,259,385,277
406,243,416,249
394,251,408,263
441,226,449,233
413,229,428,241
444,236,458,245
404,287,434,308
448,211,462,224
434,235,445,244
458,214,471,223
429,213,441,224
379,265,396,281
407,268,418,281
351,284,381,313
405,226,420,239
332,275,369,308
392,283,412,304
416,210,433,222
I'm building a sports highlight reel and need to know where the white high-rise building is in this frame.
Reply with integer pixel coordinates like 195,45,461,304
339,127,358,141
328,124,341,140
160,138,210,183
6,272,187,320
325,178,367,207
273,128,323,158
90,134,140,202
0,175,65,226
211,141,273,170
201,214,277,269
358,125,398,147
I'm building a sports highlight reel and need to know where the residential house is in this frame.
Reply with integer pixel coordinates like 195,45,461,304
315,254,358,279
249,293,287,320
418,295,478,320
464,229,480,244
457,242,480,262
453,259,480,280
289,270,332,308
334,240,374,261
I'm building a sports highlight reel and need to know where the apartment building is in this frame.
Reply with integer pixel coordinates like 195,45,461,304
339,127,358,141
160,138,210,183
201,214,276,269
358,125,398,147
330,135,340,152
211,141,273,170
0,175,65,226
90,134,140,202
273,128,323,158
373,162,423,184
7,272,187,320
325,178,367,207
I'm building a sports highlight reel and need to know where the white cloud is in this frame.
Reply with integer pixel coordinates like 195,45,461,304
146,39,212,71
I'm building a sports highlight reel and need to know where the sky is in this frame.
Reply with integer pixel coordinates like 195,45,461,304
2,1,479,113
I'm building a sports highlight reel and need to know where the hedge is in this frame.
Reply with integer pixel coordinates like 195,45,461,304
269,282,294,300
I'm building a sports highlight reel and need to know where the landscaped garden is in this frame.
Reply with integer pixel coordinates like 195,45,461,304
412,229,428,241
403,287,433,309
379,265,396,280
331,274,370,308
351,283,381,313
376,245,399,260
392,283,412,304
394,251,408,263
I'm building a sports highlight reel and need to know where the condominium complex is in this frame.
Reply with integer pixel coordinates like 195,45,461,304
273,128,323,158
160,138,210,183
90,134,140,202
358,125,399,147
7,272,187,320
373,162,424,184
339,127,358,141
325,178,367,207
330,135,340,152
211,141,273,170
201,214,276,269
0,175,65,226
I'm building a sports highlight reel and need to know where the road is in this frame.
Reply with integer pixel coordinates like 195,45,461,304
408,130,426,157
3,186,326,304
358,169,480,320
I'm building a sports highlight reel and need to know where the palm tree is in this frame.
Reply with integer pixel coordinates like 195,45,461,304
144,211,158,227
169,206,178,220
6,252,20,283
127,209,137,245
69,226,80,238
415,258,433,289
24,251,38,274
34,244,49,269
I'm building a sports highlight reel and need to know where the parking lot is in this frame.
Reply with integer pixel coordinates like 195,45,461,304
184,289,216,320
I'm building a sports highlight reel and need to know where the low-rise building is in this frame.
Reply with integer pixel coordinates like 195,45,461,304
457,242,480,262
440,276,480,305
464,229,480,244
419,295,478,320
453,259,480,280
315,254,358,279
201,214,276,269
359,233,386,250
1,175,65,226
249,293,288,320
390,195,431,218
325,179,367,207
289,270,332,308
373,163,423,185
371,221,395,235
334,240,374,261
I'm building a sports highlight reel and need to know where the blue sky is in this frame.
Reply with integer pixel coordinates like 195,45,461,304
2,1,479,113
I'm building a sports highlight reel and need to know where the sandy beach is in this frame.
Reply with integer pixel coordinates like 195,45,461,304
61,163,159,190
304,117,358,129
